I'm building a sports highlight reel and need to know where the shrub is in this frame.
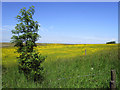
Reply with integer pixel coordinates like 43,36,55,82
106,41,116,44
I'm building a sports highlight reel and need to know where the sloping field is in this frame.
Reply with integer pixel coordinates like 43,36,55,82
1,43,120,88
1,44,118,66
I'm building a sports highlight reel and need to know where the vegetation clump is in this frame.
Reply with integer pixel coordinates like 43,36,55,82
106,41,116,44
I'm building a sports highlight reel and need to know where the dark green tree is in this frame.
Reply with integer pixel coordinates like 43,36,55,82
106,41,116,44
11,6,46,82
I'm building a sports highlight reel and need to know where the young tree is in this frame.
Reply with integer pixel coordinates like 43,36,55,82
11,6,46,82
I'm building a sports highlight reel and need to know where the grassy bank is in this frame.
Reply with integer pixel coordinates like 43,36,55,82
2,44,120,88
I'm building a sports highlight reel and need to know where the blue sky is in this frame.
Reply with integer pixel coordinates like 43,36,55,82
2,2,118,44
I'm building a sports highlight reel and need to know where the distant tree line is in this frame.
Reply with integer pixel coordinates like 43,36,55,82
106,41,116,44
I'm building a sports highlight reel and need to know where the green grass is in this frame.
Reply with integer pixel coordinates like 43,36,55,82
43,48,119,88
2,44,120,88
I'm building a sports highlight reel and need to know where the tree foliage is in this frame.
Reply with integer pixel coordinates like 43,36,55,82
106,41,116,44
11,6,46,82
11,6,40,53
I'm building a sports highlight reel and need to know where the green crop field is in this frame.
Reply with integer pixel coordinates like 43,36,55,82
1,43,120,88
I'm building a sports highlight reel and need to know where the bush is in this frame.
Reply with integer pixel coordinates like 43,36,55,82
106,41,116,44
18,50,46,82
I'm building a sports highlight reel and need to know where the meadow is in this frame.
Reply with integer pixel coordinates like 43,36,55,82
1,43,120,88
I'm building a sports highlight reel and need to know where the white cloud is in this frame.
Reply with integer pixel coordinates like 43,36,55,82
1,25,15,42
39,27,48,32
49,26,54,30
77,36,118,44
39,24,54,32
109,38,117,41
1,25,15,31
0,28,2,30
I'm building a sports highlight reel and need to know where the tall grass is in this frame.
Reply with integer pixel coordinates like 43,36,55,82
2,44,120,88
